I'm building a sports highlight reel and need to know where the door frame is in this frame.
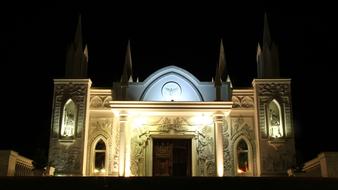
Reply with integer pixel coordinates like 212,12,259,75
145,134,197,176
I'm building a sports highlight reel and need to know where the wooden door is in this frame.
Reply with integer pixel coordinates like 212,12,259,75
153,139,191,176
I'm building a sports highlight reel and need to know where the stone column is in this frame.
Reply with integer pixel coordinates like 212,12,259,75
119,112,128,176
214,113,224,176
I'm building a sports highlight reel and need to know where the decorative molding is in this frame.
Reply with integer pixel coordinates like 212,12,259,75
90,96,103,108
90,95,112,109
103,96,112,108
55,83,87,96
241,96,254,108
232,96,254,108
257,83,289,96
130,116,215,176
158,117,187,132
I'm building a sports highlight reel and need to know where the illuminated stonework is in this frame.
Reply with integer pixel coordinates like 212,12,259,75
48,67,295,177
47,12,296,177
60,99,77,138
268,99,283,138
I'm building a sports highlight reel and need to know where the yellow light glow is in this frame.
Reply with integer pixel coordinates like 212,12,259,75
94,169,99,173
237,168,245,174
125,154,131,177
132,116,147,128
100,168,106,173
216,142,224,177
192,114,213,126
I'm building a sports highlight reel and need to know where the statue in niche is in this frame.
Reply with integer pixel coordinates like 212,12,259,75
63,110,74,136
269,108,281,138
61,100,76,137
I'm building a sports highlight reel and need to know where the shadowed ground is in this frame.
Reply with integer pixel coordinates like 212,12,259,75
1,177,338,190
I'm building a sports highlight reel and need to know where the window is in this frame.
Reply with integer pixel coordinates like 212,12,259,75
268,99,283,138
94,139,106,174
60,99,77,138
236,139,249,174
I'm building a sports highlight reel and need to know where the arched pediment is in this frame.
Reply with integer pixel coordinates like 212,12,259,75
140,66,203,101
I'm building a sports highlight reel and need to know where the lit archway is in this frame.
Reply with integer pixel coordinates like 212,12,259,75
60,99,77,138
234,137,253,176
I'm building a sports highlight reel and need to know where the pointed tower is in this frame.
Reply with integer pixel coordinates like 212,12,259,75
65,14,88,78
121,40,133,84
257,13,280,78
49,13,92,176
214,39,229,100
114,40,133,100
252,13,295,176
215,39,226,86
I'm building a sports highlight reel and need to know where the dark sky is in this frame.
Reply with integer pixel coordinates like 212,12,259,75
2,4,338,167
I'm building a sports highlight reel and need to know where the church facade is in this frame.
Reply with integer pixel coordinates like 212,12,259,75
48,14,296,177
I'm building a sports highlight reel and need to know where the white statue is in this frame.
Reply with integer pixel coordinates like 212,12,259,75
269,109,281,138
61,101,76,137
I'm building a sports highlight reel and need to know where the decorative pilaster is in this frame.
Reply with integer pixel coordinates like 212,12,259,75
214,112,224,176
119,112,128,176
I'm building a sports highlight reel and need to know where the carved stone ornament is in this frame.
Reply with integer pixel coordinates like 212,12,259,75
90,96,103,108
257,83,289,96
222,120,234,175
130,116,216,176
196,125,216,176
55,83,87,96
103,96,112,108
93,119,112,132
232,96,254,108
231,117,254,140
130,128,150,176
158,117,187,132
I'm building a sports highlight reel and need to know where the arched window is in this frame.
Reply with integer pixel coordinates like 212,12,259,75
94,139,106,174
236,139,249,174
268,99,283,138
60,99,77,138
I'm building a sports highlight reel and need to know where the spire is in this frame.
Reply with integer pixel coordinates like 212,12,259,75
121,40,133,84
215,39,226,86
65,14,87,78
74,14,83,50
263,12,271,47
257,13,280,78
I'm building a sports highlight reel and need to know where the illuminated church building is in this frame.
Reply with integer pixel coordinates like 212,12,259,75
48,14,296,177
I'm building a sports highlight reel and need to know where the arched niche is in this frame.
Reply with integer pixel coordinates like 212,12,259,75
60,99,77,138
268,99,283,138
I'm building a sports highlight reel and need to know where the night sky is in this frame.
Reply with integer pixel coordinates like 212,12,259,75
2,4,338,167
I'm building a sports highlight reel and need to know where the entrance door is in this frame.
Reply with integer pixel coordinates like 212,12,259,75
153,139,191,176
